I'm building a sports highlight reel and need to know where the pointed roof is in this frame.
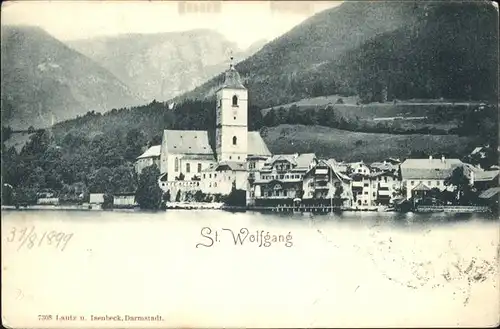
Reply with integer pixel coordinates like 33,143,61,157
247,131,272,157
413,182,431,191
136,145,161,159
219,57,246,90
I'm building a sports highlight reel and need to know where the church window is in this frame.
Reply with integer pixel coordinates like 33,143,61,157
233,136,237,145
175,157,179,172
232,95,238,106
197,163,202,173
186,163,191,173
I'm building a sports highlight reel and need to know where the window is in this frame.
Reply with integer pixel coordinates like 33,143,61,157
229,156,232,160
209,174,212,178
437,181,441,186
175,157,179,172
373,192,376,197
232,95,238,106
428,181,431,186
411,181,414,185
214,182,217,187
203,174,206,179
364,183,369,187
214,174,217,178
186,163,190,173
238,156,240,160
219,99,222,108
232,136,237,145
197,163,202,173
284,190,288,196
234,116,236,120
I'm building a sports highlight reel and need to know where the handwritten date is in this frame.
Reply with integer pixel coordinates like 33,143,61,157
6,226,73,251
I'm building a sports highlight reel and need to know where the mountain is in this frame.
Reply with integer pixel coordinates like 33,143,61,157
174,1,498,108
1,26,143,130
67,30,263,102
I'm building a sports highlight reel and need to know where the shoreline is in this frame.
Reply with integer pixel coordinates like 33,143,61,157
2,203,494,214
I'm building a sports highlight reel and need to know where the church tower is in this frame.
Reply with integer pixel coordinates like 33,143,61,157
215,57,248,163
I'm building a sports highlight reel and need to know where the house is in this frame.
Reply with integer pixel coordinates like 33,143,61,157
135,145,161,175
369,161,398,173
470,170,499,192
326,158,349,173
37,197,59,205
370,170,401,205
201,161,248,195
251,153,317,206
348,161,371,175
89,193,105,205
156,59,271,201
302,159,353,206
113,193,138,209
478,187,500,212
400,156,464,199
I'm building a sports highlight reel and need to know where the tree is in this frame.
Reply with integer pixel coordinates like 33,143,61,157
445,166,471,204
163,190,171,202
333,184,344,206
135,165,162,210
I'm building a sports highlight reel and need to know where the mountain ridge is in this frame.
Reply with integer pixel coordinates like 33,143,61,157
1,25,144,129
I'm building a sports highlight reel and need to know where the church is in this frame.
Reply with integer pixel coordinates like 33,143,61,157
139,59,272,200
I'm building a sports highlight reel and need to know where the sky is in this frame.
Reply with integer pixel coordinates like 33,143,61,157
1,1,343,49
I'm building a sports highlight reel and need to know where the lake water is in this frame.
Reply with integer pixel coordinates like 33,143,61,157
2,210,499,327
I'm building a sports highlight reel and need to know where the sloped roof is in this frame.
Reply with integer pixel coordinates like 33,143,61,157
413,182,431,191
370,162,397,172
474,170,499,182
216,161,247,172
181,154,216,161
220,66,246,90
295,153,316,169
400,158,463,180
479,187,500,199
163,130,213,155
248,131,272,157
137,145,161,159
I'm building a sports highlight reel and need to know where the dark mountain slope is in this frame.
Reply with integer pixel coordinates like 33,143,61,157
174,1,498,108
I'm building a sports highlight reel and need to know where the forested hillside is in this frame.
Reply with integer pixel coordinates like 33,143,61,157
175,1,498,107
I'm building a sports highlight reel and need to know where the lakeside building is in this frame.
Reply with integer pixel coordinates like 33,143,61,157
113,193,137,208
250,153,317,206
302,159,353,206
400,156,463,199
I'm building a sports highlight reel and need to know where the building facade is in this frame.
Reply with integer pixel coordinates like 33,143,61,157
400,156,464,199
154,59,271,202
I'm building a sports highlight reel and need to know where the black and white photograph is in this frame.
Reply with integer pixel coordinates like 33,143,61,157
1,0,499,327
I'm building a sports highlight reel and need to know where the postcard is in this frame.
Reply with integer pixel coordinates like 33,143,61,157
1,0,499,328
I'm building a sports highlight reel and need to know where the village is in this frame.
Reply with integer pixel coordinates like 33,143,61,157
129,62,499,214
16,61,499,214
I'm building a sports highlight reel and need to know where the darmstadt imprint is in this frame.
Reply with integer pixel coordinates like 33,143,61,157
1,1,499,328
